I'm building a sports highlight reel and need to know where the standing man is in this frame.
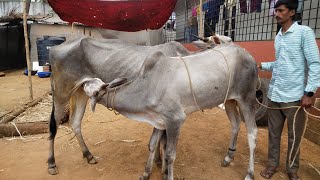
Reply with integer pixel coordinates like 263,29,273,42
258,0,320,179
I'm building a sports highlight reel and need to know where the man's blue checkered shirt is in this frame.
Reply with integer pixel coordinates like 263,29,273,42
261,22,320,103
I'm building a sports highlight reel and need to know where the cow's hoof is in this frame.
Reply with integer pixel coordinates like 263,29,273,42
161,174,168,180
48,166,58,175
244,173,254,180
87,157,97,164
139,174,150,180
221,160,231,167
155,159,162,166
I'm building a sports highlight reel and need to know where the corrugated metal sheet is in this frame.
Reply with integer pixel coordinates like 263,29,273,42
0,1,52,17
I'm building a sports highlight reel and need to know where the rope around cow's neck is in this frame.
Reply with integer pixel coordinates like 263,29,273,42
179,49,232,115
105,87,120,115
256,76,320,168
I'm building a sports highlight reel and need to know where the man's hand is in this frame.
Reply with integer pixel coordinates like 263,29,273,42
301,95,313,108
257,62,262,69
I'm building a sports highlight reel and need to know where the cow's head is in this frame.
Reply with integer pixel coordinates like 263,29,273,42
192,34,233,50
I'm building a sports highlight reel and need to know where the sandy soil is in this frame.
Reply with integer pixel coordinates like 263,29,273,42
0,69,51,113
0,69,319,180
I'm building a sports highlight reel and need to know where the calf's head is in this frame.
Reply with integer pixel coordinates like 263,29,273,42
82,77,127,112
82,78,108,112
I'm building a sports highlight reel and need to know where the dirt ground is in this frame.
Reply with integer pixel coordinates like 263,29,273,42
0,69,320,180
0,69,51,113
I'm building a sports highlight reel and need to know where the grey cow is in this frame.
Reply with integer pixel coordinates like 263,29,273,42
81,45,258,180
48,37,190,174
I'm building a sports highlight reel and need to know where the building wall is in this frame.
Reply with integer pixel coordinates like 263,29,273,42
30,23,163,66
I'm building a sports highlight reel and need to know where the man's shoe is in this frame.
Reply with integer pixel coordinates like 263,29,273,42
287,172,300,180
260,166,277,179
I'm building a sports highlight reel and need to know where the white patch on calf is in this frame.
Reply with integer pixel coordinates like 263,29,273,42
82,78,107,112
83,78,105,97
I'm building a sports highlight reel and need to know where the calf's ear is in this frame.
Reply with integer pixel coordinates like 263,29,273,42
108,77,127,88
101,83,109,89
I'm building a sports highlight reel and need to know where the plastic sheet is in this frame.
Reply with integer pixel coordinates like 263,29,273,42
48,0,177,32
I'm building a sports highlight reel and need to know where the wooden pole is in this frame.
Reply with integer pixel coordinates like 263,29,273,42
0,92,50,124
199,0,204,38
23,0,33,101
0,122,49,137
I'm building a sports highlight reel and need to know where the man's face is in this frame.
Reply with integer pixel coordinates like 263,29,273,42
275,5,295,23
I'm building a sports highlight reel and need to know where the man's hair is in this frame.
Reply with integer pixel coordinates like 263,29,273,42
275,0,299,11
275,0,299,20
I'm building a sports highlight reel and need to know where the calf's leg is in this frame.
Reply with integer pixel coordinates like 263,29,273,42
140,128,164,180
154,130,167,167
160,131,167,175
154,134,162,166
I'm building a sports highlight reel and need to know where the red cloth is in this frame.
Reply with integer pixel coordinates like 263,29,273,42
47,0,177,32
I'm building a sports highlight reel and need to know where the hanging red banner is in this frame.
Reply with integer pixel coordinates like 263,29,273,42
47,0,177,32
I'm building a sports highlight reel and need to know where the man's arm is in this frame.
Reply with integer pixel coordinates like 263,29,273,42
301,28,320,107
302,28,320,93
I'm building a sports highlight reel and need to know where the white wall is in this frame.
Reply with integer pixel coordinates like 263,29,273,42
29,23,164,65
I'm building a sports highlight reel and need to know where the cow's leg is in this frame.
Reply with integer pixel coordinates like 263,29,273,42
238,98,258,180
162,115,184,180
69,90,97,164
221,100,241,167
140,128,164,180
48,100,68,175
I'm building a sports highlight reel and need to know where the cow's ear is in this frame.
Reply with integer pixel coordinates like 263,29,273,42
108,77,127,88
192,40,208,50
213,36,221,44
141,51,165,75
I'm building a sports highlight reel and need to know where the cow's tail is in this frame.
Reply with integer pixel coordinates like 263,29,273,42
48,77,57,140
49,103,56,140
48,77,91,140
